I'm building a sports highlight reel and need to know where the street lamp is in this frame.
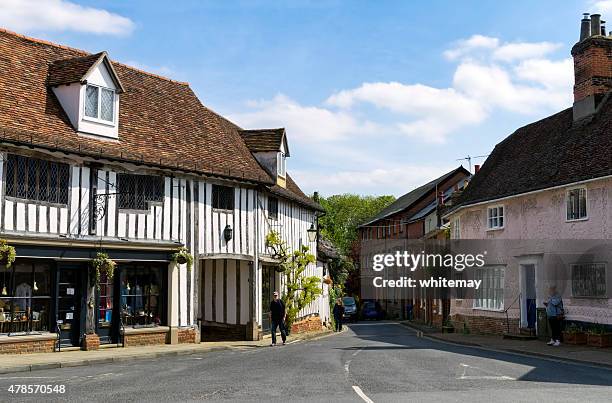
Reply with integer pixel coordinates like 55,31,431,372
307,223,317,243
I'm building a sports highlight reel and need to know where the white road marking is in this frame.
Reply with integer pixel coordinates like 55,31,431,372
457,363,515,381
344,360,351,373
352,385,374,403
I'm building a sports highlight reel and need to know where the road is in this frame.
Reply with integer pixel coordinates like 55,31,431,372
1,322,611,402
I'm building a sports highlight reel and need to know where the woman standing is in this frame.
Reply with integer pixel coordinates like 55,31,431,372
333,298,345,332
544,285,564,346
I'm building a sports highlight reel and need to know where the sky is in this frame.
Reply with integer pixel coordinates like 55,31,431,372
1,0,611,197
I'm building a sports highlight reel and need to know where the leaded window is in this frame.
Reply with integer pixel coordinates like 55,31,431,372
212,185,234,210
268,197,278,220
85,85,99,118
117,173,164,211
5,154,70,204
84,84,114,122
572,263,606,297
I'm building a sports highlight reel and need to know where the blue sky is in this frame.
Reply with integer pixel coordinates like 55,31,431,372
1,0,611,196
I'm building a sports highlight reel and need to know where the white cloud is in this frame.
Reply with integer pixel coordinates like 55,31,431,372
326,82,486,143
492,41,562,62
444,35,499,60
591,0,612,13
229,94,378,144
291,164,454,197
0,0,135,36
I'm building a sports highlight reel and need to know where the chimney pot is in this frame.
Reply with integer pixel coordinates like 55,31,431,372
601,21,607,36
580,13,592,41
591,14,602,36
474,164,481,173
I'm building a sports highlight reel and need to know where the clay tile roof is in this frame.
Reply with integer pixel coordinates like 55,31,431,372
0,28,273,185
240,128,289,156
48,52,100,85
457,96,612,207
360,166,470,226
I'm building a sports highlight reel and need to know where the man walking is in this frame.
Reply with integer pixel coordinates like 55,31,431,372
269,291,287,346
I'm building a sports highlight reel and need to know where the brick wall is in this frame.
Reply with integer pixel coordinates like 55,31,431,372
450,313,519,335
572,37,612,102
201,322,246,341
123,330,167,347
0,338,55,354
291,315,322,334
177,328,198,344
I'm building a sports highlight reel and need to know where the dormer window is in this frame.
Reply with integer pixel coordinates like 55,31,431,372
49,51,124,140
85,85,115,123
277,152,286,178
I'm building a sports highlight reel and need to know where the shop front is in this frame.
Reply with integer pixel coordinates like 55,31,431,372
0,241,175,354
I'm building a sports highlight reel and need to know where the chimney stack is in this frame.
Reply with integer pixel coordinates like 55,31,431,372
591,14,602,36
572,12,612,121
580,13,591,40
474,164,481,173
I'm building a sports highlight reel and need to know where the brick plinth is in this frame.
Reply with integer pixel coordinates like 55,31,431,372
290,315,322,334
0,335,56,355
450,313,519,335
82,333,100,351
177,327,198,344
122,328,168,347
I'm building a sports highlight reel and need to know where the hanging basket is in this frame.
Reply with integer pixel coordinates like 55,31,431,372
323,276,333,285
91,252,116,289
171,247,193,271
0,240,16,268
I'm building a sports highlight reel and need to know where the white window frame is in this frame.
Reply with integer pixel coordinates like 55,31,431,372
83,84,115,125
277,152,286,178
566,186,588,222
473,266,505,311
487,205,505,230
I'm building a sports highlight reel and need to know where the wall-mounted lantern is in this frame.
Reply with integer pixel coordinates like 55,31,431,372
307,223,317,243
224,225,233,242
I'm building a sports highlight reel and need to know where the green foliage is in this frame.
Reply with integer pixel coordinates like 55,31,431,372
91,252,116,290
565,323,584,334
171,247,194,272
0,239,16,268
266,231,321,331
588,323,609,335
317,194,396,256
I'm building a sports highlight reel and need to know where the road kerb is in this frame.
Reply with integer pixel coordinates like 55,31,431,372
398,321,612,370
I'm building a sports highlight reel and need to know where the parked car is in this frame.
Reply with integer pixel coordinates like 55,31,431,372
342,296,358,322
361,301,384,320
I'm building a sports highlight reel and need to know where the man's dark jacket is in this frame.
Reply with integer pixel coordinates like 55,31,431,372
270,299,285,322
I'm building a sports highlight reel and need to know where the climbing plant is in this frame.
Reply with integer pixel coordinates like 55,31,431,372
265,231,321,331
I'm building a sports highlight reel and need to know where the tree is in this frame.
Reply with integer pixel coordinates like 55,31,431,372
265,231,322,332
318,194,396,257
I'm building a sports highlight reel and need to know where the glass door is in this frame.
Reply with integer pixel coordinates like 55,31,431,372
96,271,114,343
56,266,83,347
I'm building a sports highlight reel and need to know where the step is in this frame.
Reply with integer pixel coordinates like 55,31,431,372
503,333,538,341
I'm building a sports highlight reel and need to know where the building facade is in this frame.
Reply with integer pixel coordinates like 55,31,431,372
445,14,612,335
0,29,324,354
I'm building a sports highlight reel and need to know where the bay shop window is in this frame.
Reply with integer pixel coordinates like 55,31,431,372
0,262,52,335
120,263,166,327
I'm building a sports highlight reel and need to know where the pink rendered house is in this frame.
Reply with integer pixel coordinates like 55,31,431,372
445,14,612,335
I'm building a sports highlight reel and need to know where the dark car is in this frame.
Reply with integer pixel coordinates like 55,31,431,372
361,301,384,320
342,297,358,322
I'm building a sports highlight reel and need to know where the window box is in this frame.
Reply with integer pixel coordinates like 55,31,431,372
587,332,612,348
562,330,587,345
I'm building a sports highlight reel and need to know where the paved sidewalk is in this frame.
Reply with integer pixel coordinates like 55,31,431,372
0,329,335,374
399,321,612,369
